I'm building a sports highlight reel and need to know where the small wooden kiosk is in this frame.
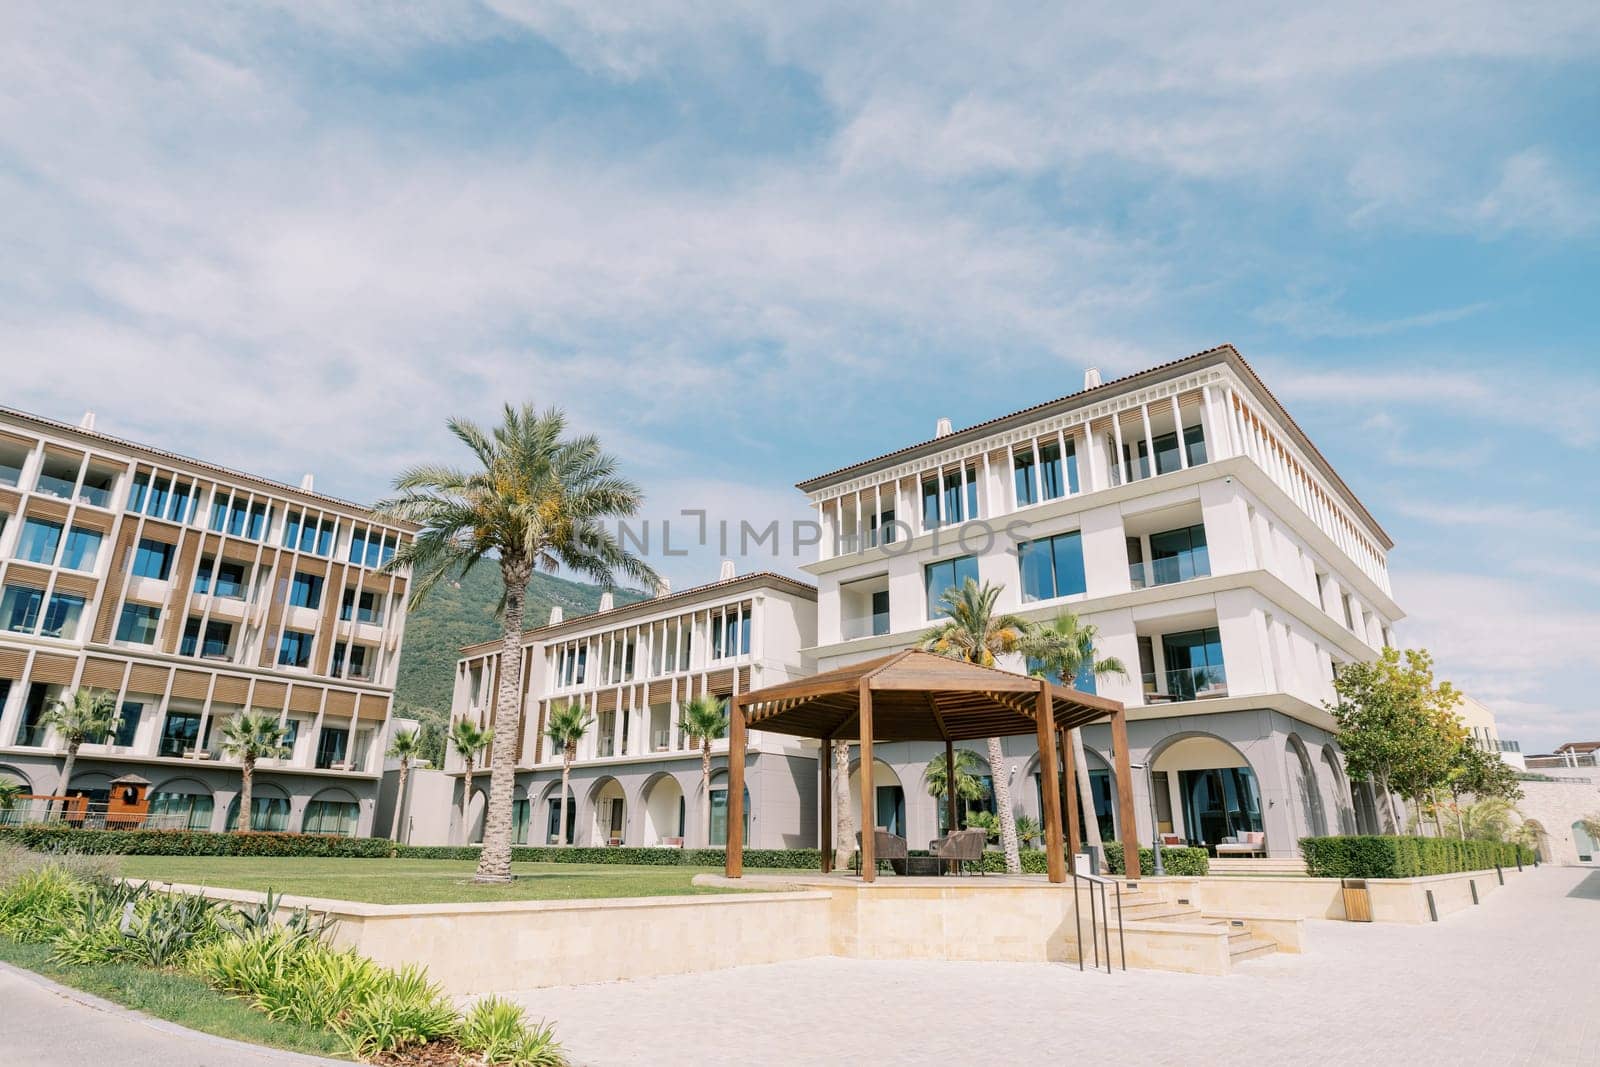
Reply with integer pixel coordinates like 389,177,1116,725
724,650,1142,883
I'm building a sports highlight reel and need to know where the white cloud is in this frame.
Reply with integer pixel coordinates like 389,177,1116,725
1473,149,1599,235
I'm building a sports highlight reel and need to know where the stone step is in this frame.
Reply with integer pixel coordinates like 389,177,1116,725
1122,904,1203,922
1228,938,1278,962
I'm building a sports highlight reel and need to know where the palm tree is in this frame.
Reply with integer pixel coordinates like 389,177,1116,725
543,702,591,846
920,578,1029,874
42,689,120,818
219,712,289,831
832,739,853,871
1022,612,1128,865
679,695,727,846
387,728,423,842
449,719,492,845
925,747,984,831
380,403,657,883
0,777,27,823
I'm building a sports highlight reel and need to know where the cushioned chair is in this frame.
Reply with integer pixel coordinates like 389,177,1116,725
855,828,909,875
928,827,987,875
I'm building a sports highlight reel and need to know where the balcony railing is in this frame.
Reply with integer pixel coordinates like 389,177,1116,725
0,799,190,830
78,483,113,508
1128,556,1209,590
652,729,672,752
842,614,891,641
0,463,21,488
596,737,616,757
35,473,76,500
1142,664,1228,702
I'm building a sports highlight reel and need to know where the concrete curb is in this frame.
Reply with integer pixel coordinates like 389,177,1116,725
0,960,350,1065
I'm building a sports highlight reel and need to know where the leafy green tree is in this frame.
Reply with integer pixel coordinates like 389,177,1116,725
387,728,423,841
449,719,492,845
219,712,290,831
542,702,590,846
43,689,120,817
920,578,1029,875
380,403,657,883
1328,647,1465,834
925,747,984,831
1022,611,1128,861
1443,740,1523,837
1014,813,1043,849
678,695,727,845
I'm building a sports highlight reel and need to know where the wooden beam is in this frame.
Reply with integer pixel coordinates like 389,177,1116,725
726,694,747,879
858,677,875,883
819,737,833,874
944,737,958,855
1110,706,1141,881
1061,727,1081,870
1036,682,1066,883
923,692,950,742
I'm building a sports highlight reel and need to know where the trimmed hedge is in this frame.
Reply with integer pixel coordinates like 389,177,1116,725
1299,835,1534,879
0,826,394,857
1101,842,1211,877
398,845,824,869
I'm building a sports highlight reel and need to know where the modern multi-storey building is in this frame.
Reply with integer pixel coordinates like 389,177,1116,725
447,567,817,848
0,406,414,837
799,345,1401,857
446,344,1404,860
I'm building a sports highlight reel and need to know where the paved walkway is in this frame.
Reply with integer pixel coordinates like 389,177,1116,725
511,866,1600,1066
0,964,340,1067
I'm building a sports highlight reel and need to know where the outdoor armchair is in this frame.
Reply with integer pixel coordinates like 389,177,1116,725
927,827,987,875
855,828,910,875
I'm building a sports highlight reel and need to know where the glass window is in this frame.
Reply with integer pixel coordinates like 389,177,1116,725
708,783,750,847
348,530,367,565
512,798,531,845
332,642,370,679
289,572,323,609
921,465,978,528
39,593,85,639
147,790,213,831
341,588,381,624
227,795,290,832
157,710,201,758
180,617,233,659
1147,524,1210,585
196,558,247,599
1161,627,1226,699
112,702,143,747
1018,530,1086,602
16,517,63,564
115,604,161,644
132,538,175,580
278,630,314,669
59,527,102,572
871,590,890,636
924,555,980,618
14,682,52,746
1,585,44,633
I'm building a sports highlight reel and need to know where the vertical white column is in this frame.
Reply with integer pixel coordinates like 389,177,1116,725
1030,436,1043,503
1170,396,1188,470
1111,414,1128,486
960,459,971,522
1140,403,1156,480
1004,442,1016,511
853,489,863,553
980,452,991,518
935,463,947,528
1055,427,1070,496
872,483,882,547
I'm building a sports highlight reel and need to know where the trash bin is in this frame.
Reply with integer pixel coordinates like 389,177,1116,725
1341,878,1373,922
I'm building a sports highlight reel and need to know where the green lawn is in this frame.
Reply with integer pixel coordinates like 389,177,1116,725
0,937,349,1058
120,856,739,904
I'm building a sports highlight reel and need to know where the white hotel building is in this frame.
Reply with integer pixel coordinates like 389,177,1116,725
449,345,1401,859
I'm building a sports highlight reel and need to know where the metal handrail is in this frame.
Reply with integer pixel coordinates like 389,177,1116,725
1069,868,1126,973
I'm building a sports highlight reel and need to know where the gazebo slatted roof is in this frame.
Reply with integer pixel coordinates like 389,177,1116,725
739,649,1121,741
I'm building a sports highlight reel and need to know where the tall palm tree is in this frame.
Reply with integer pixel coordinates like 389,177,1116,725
380,403,657,883
832,739,853,871
543,702,591,846
679,695,728,846
449,719,492,845
920,578,1029,874
43,689,120,818
1022,612,1128,864
925,747,984,830
387,728,423,842
219,712,289,832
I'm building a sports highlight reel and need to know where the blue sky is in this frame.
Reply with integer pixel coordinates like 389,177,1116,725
3,3,1596,749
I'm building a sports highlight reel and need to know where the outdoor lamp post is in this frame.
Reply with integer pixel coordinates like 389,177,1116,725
1130,761,1166,877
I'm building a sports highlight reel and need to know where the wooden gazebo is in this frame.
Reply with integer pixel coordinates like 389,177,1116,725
724,650,1142,883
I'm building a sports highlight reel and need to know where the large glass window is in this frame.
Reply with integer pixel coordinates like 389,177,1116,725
511,798,531,845
147,790,213,831
340,588,382,624
545,796,576,844
288,572,323,609
226,795,290,832
210,497,271,541
1014,440,1078,505
196,558,247,599
303,800,357,835
332,642,371,680
112,702,143,747
180,617,233,659
131,475,198,523
132,538,175,580
1160,627,1226,699
16,517,63,564
278,630,314,669
708,783,750,846
1151,425,1208,475
1178,766,1261,847
315,727,348,769
39,593,85,640
924,555,980,618
921,464,979,529
157,710,201,758
1018,530,1087,602
14,683,52,746
284,512,337,556
115,604,161,645
1145,524,1210,586
59,527,102,571
1,585,43,633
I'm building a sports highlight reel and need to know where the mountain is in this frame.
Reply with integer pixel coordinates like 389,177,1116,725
392,566,645,761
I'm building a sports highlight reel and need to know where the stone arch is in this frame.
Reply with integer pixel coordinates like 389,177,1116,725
708,769,750,848
1320,745,1357,834
0,763,34,792
639,771,687,846
148,776,215,831
921,746,996,835
1285,733,1328,839
1570,821,1597,864
588,775,627,845
535,779,577,846
224,781,291,832
1522,819,1553,863
1149,731,1264,849
304,785,361,836
848,758,906,839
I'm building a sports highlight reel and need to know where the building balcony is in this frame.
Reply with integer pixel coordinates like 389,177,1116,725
1142,663,1229,703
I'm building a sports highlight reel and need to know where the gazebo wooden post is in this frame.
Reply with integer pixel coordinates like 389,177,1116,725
857,678,875,883
944,738,958,874
1110,706,1141,880
1034,683,1066,884
1060,727,1081,872
725,695,746,879
819,738,833,874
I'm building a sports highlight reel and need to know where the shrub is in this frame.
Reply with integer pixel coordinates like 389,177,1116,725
0,866,85,942
461,996,531,1064
338,964,459,1059
0,827,393,858
0,841,120,888
1299,835,1534,878
1102,843,1211,877
397,844,826,869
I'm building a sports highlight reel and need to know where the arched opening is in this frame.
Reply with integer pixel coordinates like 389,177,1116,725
1522,819,1553,863
1321,746,1357,834
511,785,531,846
1286,734,1328,838
1352,780,1381,834
538,781,576,845
849,758,906,839
927,748,996,836
590,776,627,846
708,770,749,847
1152,733,1262,850
462,787,488,844
303,787,360,837
642,773,686,846
148,777,214,831
1572,820,1597,864
0,764,33,825
224,783,291,831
